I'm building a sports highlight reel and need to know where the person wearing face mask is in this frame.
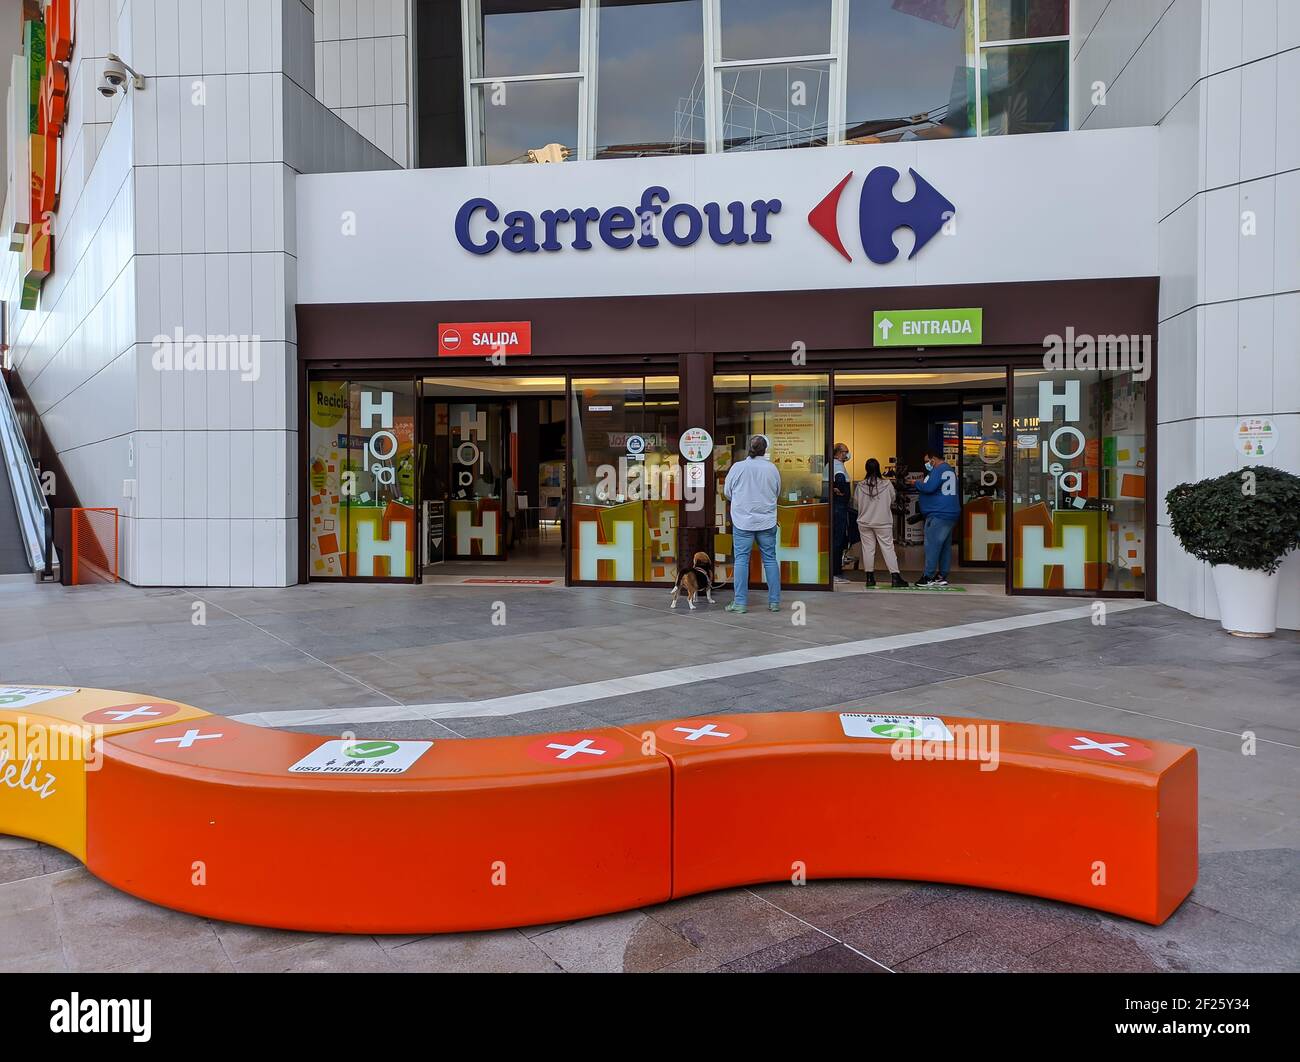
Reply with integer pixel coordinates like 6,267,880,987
914,448,961,587
829,442,852,585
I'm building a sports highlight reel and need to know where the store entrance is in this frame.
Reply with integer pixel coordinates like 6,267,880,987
420,376,567,580
833,369,1008,590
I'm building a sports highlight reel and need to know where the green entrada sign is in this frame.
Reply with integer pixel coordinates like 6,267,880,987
873,308,983,347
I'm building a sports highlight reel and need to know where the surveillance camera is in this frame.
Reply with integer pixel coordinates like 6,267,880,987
98,54,145,97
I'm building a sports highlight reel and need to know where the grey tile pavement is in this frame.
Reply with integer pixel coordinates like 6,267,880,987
1,576,1297,972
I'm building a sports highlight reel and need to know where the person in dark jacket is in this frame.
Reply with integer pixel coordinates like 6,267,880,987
914,449,960,588
829,442,852,585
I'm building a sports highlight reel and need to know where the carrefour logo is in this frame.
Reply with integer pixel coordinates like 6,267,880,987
452,165,954,263
455,187,782,255
807,167,955,264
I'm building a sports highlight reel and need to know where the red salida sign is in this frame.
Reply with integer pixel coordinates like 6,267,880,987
438,322,532,357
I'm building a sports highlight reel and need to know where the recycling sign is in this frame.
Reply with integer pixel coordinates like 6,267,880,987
839,713,954,741
289,739,433,775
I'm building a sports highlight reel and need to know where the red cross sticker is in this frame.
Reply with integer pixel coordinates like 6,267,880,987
1047,731,1154,762
82,702,181,725
655,720,747,747
525,734,624,764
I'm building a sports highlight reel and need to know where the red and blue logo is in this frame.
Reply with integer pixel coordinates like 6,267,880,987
808,167,955,265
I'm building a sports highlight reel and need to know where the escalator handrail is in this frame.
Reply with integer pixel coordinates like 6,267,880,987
0,369,53,576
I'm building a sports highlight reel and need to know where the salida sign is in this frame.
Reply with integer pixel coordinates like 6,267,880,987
438,321,532,357
453,166,956,264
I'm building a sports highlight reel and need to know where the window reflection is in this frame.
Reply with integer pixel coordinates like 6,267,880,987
473,79,579,164
981,41,1068,135
596,0,705,158
479,0,581,78
844,0,973,143
721,61,830,152
981,0,1069,41
719,0,832,61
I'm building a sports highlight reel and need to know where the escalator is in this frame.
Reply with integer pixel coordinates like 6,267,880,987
0,367,55,579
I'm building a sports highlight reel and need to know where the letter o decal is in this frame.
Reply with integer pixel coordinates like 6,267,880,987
1048,426,1086,461
663,204,703,247
368,430,398,461
456,441,481,467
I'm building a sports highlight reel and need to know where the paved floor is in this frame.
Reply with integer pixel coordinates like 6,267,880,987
1,574,1297,972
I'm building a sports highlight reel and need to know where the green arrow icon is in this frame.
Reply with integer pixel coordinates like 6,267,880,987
343,740,400,758
871,723,919,739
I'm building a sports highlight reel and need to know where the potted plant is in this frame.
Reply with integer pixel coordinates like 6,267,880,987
1166,466,1300,636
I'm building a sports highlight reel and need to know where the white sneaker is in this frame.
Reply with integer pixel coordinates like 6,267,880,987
833,576,850,585
932,577,949,587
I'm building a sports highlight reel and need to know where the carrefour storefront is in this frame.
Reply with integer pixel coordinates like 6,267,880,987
294,126,1158,598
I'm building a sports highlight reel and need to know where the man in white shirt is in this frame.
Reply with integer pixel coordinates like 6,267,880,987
722,434,783,613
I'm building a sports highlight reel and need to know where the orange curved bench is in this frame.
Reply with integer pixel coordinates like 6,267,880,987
0,685,1197,932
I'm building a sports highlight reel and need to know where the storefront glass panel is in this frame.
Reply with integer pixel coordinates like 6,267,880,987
308,379,418,579
961,396,1006,564
448,401,507,558
715,373,830,587
1011,368,1147,593
570,376,680,584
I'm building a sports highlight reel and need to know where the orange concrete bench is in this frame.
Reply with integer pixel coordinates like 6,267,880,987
0,685,1197,932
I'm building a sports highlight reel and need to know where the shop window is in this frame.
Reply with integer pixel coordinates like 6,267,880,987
307,380,418,580
1010,367,1146,593
570,375,680,584
595,0,705,159
715,373,830,587
843,0,974,143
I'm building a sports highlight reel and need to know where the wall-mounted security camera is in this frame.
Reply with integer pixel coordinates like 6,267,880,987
97,53,146,98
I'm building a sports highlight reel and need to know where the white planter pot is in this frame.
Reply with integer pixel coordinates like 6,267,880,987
1211,564,1280,637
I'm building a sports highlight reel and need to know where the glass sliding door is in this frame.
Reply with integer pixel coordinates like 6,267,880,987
715,373,830,588
307,378,418,579
960,395,1006,565
1010,367,1148,593
447,400,507,559
569,375,680,584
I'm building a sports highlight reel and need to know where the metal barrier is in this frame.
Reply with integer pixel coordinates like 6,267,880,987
70,507,119,584
0,369,54,578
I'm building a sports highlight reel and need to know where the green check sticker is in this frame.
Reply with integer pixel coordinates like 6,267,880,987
343,741,401,759
870,723,920,739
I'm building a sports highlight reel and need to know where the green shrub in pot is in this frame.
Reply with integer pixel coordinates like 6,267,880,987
1165,466,1300,574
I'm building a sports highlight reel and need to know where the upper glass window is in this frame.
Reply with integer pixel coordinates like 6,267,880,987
457,0,1070,164
718,0,834,61
478,0,581,77
981,0,1069,41
595,0,705,159
844,0,974,143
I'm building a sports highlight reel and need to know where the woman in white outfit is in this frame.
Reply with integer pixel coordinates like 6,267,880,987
853,458,908,589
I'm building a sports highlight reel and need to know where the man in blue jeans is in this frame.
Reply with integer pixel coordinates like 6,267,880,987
722,434,783,614
914,448,960,588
